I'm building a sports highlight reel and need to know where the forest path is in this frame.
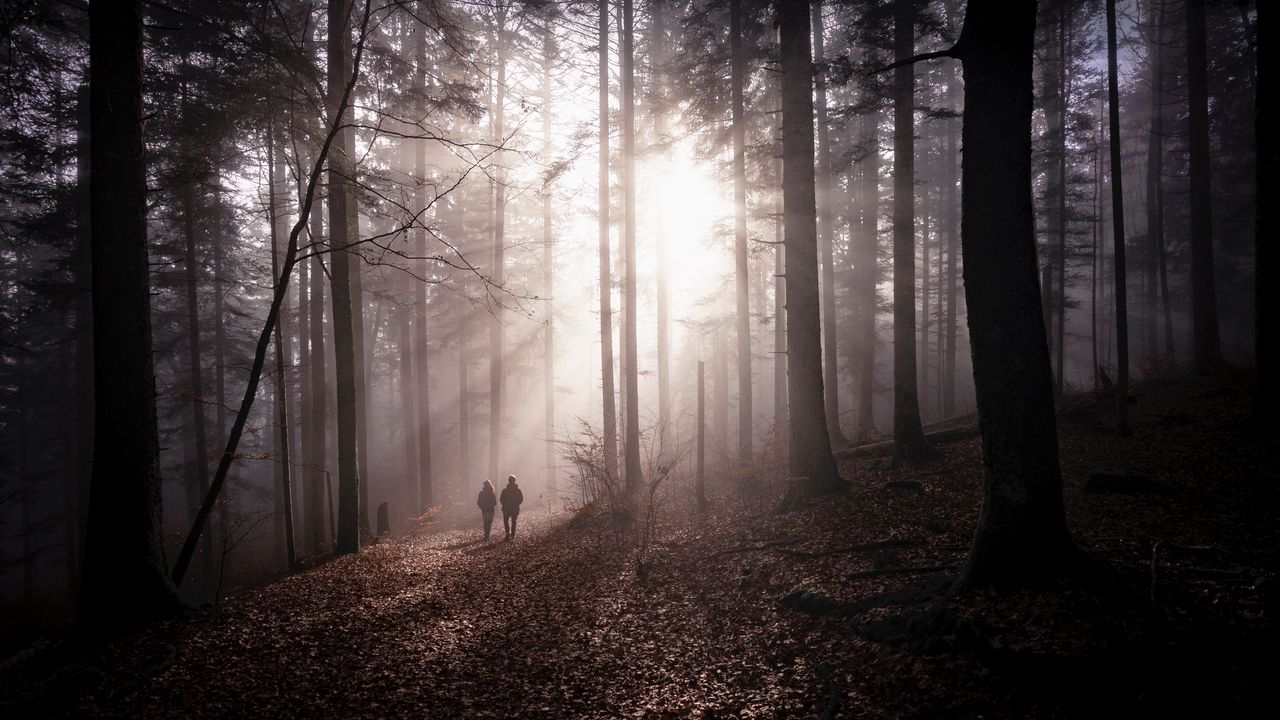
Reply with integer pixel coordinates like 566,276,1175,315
135,510,639,717
5,372,1277,718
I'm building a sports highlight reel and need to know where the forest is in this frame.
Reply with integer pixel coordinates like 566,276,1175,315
0,0,1273,716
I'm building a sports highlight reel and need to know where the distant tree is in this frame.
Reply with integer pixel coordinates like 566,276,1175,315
1105,0,1130,436
890,0,936,462
80,0,181,627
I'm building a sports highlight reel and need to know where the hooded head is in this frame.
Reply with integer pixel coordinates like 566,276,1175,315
507,475,517,485
483,479,493,490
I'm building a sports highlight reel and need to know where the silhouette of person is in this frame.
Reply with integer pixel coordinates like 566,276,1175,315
477,480,497,541
499,475,524,540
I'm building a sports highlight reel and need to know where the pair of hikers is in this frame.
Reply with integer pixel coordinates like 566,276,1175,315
476,475,523,541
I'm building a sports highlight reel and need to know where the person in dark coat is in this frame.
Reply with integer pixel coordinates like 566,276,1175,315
499,475,524,539
477,480,497,540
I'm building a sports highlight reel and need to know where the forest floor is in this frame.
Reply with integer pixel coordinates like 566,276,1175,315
2,370,1278,718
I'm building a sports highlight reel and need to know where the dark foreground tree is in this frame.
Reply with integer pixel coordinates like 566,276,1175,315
1260,3,1274,421
778,0,843,506
80,0,180,627
955,0,1081,586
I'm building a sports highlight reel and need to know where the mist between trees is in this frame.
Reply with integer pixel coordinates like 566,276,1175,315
0,0,1261,632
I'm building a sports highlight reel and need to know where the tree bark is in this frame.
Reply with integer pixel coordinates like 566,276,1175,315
891,0,935,462
268,128,297,569
1186,0,1224,374
1145,2,1165,367
328,0,361,555
857,108,879,437
80,0,180,626
778,0,843,499
956,0,1080,588
731,0,754,468
812,0,844,446
542,21,557,499
598,0,619,482
621,0,642,493
1259,2,1274,420
489,2,508,483
1106,0,1130,436
414,16,433,510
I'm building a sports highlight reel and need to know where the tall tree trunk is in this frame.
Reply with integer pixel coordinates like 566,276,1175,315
1259,3,1273,420
542,21,557,499
1055,3,1070,400
1145,2,1165,367
414,17,433,511
696,360,707,511
812,0,844,445
72,84,92,595
943,79,958,416
957,0,1080,588
857,108,879,437
891,0,935,461
351,217,368,532
653,0,671,461
307,197,327,552
920,143,931,419
80,0,179,626
731,0,754,468
179,172,215,587
1106,0,1130,436
598,0,619,481
489,3,508,483
778,0,843,502
328,0,361,555
621,0,642,493
268,128,297,569
714,323,729,461
773,139,787,452
399,301,419,515
1186,0,1224,374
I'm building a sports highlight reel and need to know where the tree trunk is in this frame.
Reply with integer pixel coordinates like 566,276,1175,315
1259,3,1274,420
267,128,297,569
328,0,361,555
489,3,508,483
778,0,843,499
1106,0,1130,436
542,21,557,499
696,360,707,511
1186,0,1224,374
957,0,1079,588
598,0,619,481
731,0,754,468
891,0,935,462
943,77,958,416
71,84,92,596
714,323,729,461
621,0,642,493
179,171,215,588
307,197,327,553
857,108,879,437
774,115,787,453
1145,2,1165,368
80,0,180,626
812,0,845,446
414,19,433,511
653,1,671,462
399,301,419,516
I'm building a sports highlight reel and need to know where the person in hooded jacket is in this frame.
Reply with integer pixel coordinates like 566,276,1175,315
499,475,524,539
477,480,497,540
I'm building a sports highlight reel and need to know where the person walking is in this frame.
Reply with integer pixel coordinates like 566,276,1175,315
477,480,497,541
500,475,524,540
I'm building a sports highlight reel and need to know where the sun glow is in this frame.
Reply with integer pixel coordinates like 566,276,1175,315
651,145,731,312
